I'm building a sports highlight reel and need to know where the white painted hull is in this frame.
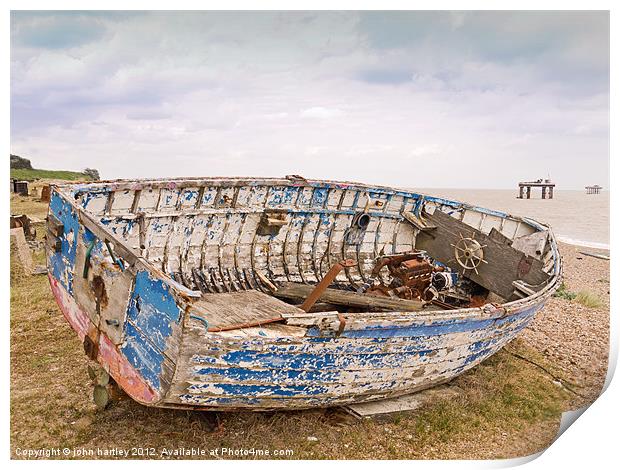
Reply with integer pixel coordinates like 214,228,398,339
46,177,561,410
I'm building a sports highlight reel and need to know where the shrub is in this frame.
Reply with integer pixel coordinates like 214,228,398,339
83,168,101,180
553,283,576,301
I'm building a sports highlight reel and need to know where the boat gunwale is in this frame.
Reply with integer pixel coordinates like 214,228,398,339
49,177,562,326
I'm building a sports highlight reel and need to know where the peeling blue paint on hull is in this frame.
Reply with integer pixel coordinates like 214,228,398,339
46,177,561,411
165,303,541,409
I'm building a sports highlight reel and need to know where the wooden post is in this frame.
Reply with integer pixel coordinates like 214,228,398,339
526,186,531,199
541,187,546,199
10,227,34,274
549,187,554,199
41,185,51,202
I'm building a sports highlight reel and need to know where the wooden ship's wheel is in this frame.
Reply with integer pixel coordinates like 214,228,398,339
451,234,487,275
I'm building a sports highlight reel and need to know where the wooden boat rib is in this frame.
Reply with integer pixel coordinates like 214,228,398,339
46,176,562,410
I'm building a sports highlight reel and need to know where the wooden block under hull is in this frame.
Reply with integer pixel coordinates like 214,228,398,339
343,384,462,419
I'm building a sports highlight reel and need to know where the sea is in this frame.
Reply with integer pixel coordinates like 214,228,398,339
415,189,610,250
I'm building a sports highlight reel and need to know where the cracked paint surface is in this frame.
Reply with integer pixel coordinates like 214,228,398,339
47,178,561,410
121,270,182,390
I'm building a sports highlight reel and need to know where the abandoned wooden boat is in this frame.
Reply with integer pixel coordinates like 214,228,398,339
46,176,562,410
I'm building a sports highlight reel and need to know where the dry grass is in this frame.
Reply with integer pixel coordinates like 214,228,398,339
9,183,588,460
575,290,603,309
552,282,603,309
11,192,49,221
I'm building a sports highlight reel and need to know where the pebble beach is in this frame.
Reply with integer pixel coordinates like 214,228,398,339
522,242,610,409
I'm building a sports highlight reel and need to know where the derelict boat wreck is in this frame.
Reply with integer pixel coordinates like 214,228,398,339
46,176,562,410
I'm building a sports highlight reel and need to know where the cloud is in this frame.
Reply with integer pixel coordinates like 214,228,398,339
409,144,447,158
126,110,172,121
300,107,344,119
357,11,609,96
9,11,609,189
356,68,413,85
11,11,109,49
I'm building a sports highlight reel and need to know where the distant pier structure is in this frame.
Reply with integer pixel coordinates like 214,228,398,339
585,185,602,195
518,178,555,199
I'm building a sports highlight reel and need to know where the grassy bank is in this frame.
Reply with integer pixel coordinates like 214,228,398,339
9,185,607,460
11,168,92,182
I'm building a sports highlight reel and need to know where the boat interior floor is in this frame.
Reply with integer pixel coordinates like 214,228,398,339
189,290,304,332
186,281,458,334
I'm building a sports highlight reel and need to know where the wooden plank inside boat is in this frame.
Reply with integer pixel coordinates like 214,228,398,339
274,282,424,312
415,209,550,300
190,290,304,332
488,227,513,246
511,230,549,258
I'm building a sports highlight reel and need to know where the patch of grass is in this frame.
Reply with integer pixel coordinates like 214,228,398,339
553,284,603,309
553,283,576,301
10,193,49,220
412,342,567,450
11,168,92,182
575,290,603,309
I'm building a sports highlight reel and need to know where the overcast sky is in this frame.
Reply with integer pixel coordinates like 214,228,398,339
10,11,609,189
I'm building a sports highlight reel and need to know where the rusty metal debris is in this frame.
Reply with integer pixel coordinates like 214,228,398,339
355,251,487,309
362,252,438,300
300,259,356,312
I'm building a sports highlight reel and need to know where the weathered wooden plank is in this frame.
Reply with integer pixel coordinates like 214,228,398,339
511,230,548,258
343,385,462,418
166,338,512,407
274,282,424,312
10,227,33,274
415,209,549,299
190,290,304,332
578,251,610,261
193,312,534,357
164,312,528,406
488,227,513,246
185,330,519,375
